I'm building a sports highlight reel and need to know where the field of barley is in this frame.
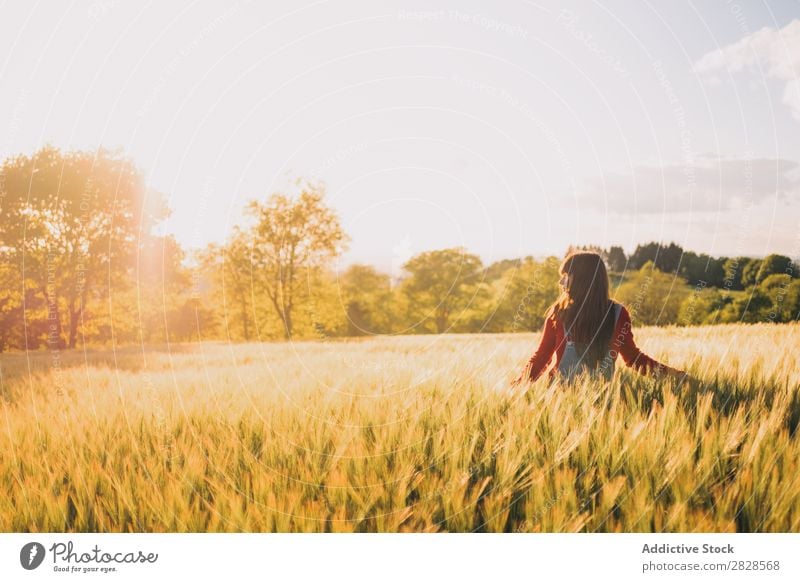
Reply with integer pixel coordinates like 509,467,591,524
1,322,799,532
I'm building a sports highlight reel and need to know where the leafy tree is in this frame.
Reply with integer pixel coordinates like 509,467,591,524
628,241,685,275
628,242,659,270
451,281,494,333
613,261,689,326
760,274,800,323
677,287,732,325
630,241,682,273
0,146,162,348
705,256,727,287
741,259,762,287
655,242,684,273
605,246,627,272
487,256,560,332
273,265,346,339
0,261,45,351
678,251,725,287
757,254,794,282
721,257,752,291
199,231,256,341
677,251,698,283
248,180,349,339
719,288,773,323
401,247,484,333
339,264,394,336
483,257,532,282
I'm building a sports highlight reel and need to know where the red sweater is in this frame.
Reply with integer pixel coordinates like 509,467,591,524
524,303,667,381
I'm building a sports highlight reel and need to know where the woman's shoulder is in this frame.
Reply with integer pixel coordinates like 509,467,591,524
611,300,631,323
611,301,631,320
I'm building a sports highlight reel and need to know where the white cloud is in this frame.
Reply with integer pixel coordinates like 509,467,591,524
580,155,800,214
693,19,800,121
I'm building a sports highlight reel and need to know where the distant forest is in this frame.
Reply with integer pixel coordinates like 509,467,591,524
1,147,798,351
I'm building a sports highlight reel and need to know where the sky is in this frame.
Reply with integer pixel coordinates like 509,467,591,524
1,0,799,274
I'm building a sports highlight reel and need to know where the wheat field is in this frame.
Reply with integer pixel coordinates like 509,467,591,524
1,322,798,532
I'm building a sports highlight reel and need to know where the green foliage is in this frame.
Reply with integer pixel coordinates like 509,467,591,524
678,287,732,325
719,288,773,323
197,231,255,341
400,247,485,333
758,254,795,283
613,261,689,326
1,144,797,349
605,246,627,272
339,264,395,335
687,279,795,324
247,180,350,339
486,257,560,332
742,259,762,287
678,251,726,287
721,256,752,291
630,241,684,273
754,275,800,323
0,146,169,350
683,275,800,325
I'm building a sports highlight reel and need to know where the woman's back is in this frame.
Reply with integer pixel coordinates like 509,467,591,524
557,301,622,382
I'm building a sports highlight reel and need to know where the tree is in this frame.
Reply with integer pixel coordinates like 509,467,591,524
200,231,256,341
401,247,484,333
757,254,794,282
0,261,45,351
628,242,659,270
741,259,762,287
488,256,560,332
629,241,685,275
613,261,689,326
605,246,627,272
760,274,800,323
339,264,394,336
719,288,773,323
248,180,349,339
483,257,532,282
677,287,732,325
678,251,725,287
0,146,161,349
678,251,700,284
655,242,684,273
704,256,727,287
721,256,752,291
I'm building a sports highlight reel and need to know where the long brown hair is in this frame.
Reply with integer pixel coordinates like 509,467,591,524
544,251,616,368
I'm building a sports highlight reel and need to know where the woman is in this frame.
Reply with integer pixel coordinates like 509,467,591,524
512,251,688,386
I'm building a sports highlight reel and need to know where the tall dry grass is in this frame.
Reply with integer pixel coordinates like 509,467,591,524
1,322,798,532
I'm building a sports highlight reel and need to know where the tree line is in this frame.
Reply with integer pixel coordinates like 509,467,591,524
1,147,798,351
